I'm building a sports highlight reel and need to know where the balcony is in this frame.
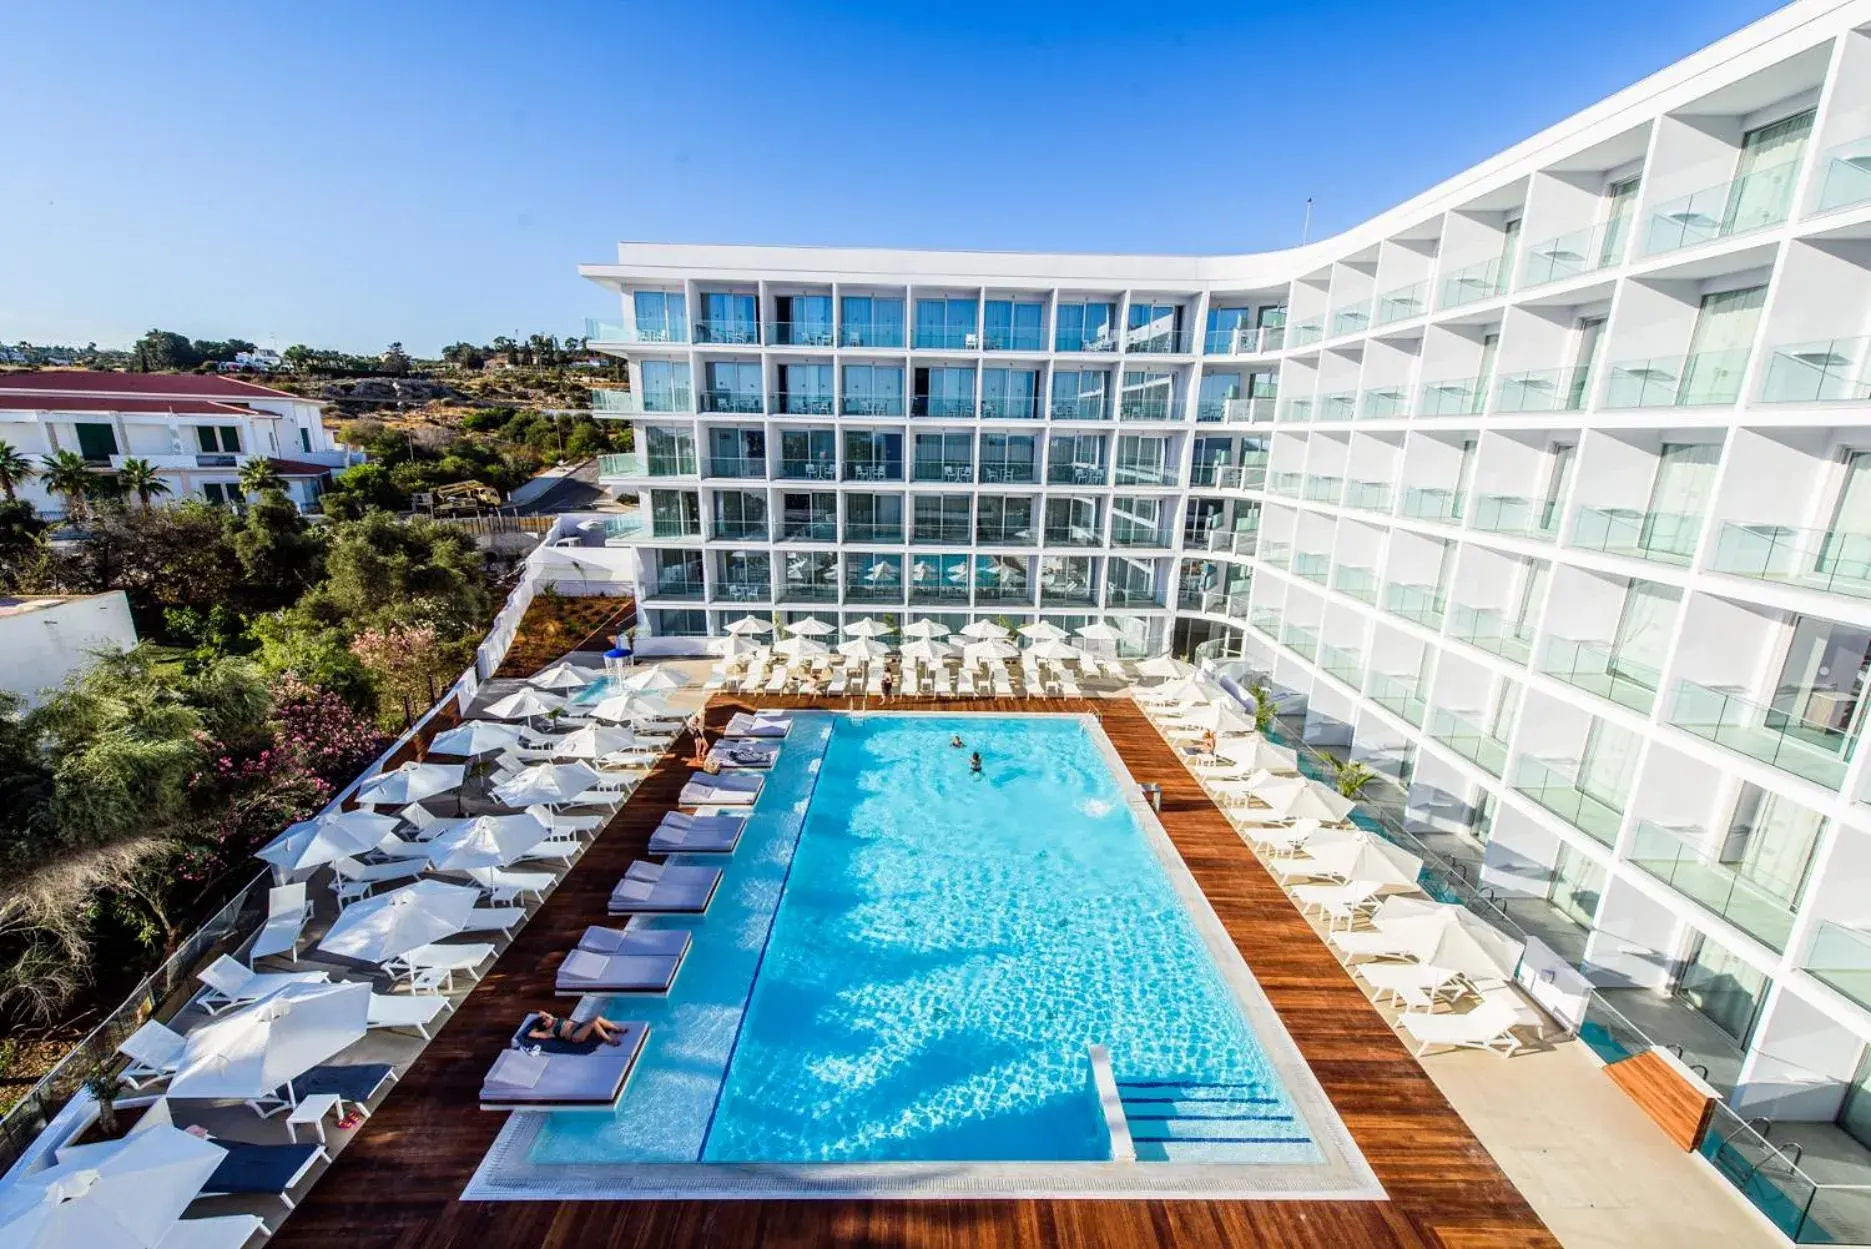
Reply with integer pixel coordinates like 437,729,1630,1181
597,452,698,479
780,579,839,603
1258,540,1292,570
1047,460,1107,486
1644,159,1801,254
910,582,970,604
1494,366,1591,414
1520,221,1628,287
1816,135,1871,214
1603,350,1748,408
777,458,837,482
976,523,1038,546
980,395,1041,420
779,519,838,543
1043,523,1103,547
1343,479,1393,513
651,515,702,539
1570,505,1701,566
774,393,835,416
767,321,835,347
592,387,693,415
1249,606,1282,637
1540,637,1660,713
1511,755,1622,846
1189,462,1241,488
1223,396,1277,424
978,462,1036,486
1419,376,1487,417
1711,522,1871,599
977,583,1034,604
1668,678,1858,789
1359,387,1409,419
1805,922,1871,1013
912,396,977,419
596,452,640,478
585,318,688,345
1333,564,1380,604
1302,474,1343,505
1400,486,1460,524
1268,471,1302,498
1051,396,1110,421
694,319,761,345
1373,282,1427,325
842,396,906,417
1109,527,1171,549
1759,336,1871,404
711,522,768,542
845,582,905,604
1040,582,1098,607
1113,463,1178,488
1205,324,1286,354
600,514,643,540
844,521,905,543
840,320,905,349
1118,395,1177,421
1629,821,1797,952
1277,398,1313,424
1317,391,1356,422
700,389,764,415
1282,623,1319,662
1446,604,1533,663
1124,327,1191,355
1367,670,1427,725
842,462,904,483
912,458,975,484
714,579,773,604
648,574,706,600
1108,584,1163,608
1428,707,1509,776
1288,320,1324,347
1384,582,1446,629
1329,303,1370,337
912,520,972,545
1291,552,1331,584
1439,255,1510,309
705,455,768,481
982,326,1045,352
1320,642,1364,687
1468,494,1557,541
913,327,979,351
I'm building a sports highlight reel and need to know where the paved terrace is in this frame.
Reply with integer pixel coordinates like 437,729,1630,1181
265,692,1565,1249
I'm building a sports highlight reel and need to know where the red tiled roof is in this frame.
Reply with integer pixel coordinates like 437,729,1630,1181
0,370,306,401
0,393,261,416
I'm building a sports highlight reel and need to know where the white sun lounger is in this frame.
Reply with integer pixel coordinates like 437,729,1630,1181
608,861,723,914
556,925,692,994
479,1026,648,1111
526,805,602,838
1358,963,1470,1012
117,1019,187,1089
151,1213,268,1249
1396,997,1526,1056
367,992,452,1039
649,811,746,853
679,770,764,806
1290,879,1389,929
390,942,496,992
249,883,311,962
461,905,527,935
724,711,791,738
194,957,329,1016
957,668,977,695
466,866,557,904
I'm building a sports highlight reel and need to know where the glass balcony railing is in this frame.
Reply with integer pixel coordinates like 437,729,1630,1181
1806,922,1871,1014
1384,582,1446,628
1644,158,1803,254
1320,643,1364,687
914,327,980,351
910,582,970,603
648,575,706,600
1040,583,1099,607
1815,135,1871,214
774,393,835,416
596,452,642,477
712,523,768,542
912,458,975,484
842,461,904,483
1446,604,1533,664
1439,255,1510,309
704,455,767,479
780,579,839,602
1277,398,1313,423
779,519,838,542
767,321,836,347
1047,462,1107,486
777,458,837,481
1495,366,1593,413
1333,564,1380,603
1118,395,1177,421
1291,551,1331,584
1669,677,1859,789
980,395,1042,420
700,389,764,414
1540,636,1661,713
1373,282,1426,326
1400,486,1460,524
1570,505,1702,566
1282,623,1320,662
593,388,694,415
845,582,905,603
1699,1099,1871,1245
1629,821,1797,952
1359,386,1409,419
1711,522,1871,599
1603,349,1749,408
1302,474,1343,504
1050,396,1111,421
840,320,906,349
694,318,761,345
1468,493,1557,541
1042,524,1104,547
1344,479,1393,512
981,327,1045,352
1429,707,1509,776
1258,540,1292,570
585,318,689,344
1113,464,1178,487
1329,303,1371,337
1759,336,1871,404
911,521,972,545
841,396,905,417
843,522,904,543
912,396,977,418
1512,755,1624,846
651,515,702,539
1317,391,1357,421
1109,527,1171,549
1367,670,1427,726
1124,327,1191,354
601,513,643,540
978,462,1036,485
1205,324,1286,354
976,582,1034,604
1055,327,1121,353
1188,463,1241,488
1419,376,1487,416
1107,584,1162,607
1520,220,1630,287
714,579,773,603
977,523,1039,546
1288,319,1324,347
1269,471,1303,498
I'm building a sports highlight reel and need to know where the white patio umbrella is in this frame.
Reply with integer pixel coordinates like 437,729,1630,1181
1075,622,1124,642
256,810,401,873
901,619,947,639
963,638,1020,663
958,619,1010,640
619,665,689,693
1305,830,1425,890
428,719,524,758
167,979,370,1103
845,617,895,637
1017,620,1070,642
1026,638,1085,662
482,688,565,722
724,615,774,635
425,813,553,871
900,637,956,662
785,618,836,636
1257,776,1358,824
316,880,480,963
493,761,601,807
838,637,894,661
773,635,831,660
1178,700,1257,735
0,1124,227,1249
1138,654,1194,681
552,724,644,760
355,761,466,807
587,693,675,724
1378,905,1524,980
528,661,597,692
714,634,762,658
1217,734,1299,774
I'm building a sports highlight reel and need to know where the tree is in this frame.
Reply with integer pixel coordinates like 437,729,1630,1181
379,342,411,377
40,450,100,524
0,440,35,501
227,488,323,606
115,458,172,510
441,342,486,370
128,329,201,372
350,622,447,726
0,499,49,591
237,457,287,497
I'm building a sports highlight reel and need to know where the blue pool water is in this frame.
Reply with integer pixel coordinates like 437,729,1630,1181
530,712,1317,1166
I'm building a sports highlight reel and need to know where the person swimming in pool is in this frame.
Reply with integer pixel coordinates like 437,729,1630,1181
970,751,983,774
527,1011,627,1046
950,734,964,748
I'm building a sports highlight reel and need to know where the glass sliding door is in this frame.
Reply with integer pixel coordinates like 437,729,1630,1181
1682,286,1764,404
1676,936,1768,1044
1609,579,1677,692
1724,109,1814,234
1820,451,1871,577
1645,442,1721,556
1598,177,1641,265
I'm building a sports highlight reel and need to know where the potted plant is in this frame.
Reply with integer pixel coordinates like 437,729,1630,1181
1331,759,1377,801
1246,679,1277,734
85,1068,127,1137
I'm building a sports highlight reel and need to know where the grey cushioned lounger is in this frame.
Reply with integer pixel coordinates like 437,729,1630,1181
576,924,691,957
286,1063,396,1105
479,1023,647,1109
607,862,722,914
201,1140,324,1202
724,712,791,738
711,739,780,768
648,813,744,853
677,770,764,806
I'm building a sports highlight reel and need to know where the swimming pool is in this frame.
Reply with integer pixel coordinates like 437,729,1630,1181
467,712,1376,1199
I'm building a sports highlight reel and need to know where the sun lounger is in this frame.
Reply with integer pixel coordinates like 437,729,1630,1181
466,865,557,904
1396,997,1527,1056
957,668,977,695
287,1062,398,1111
517,837,583,866
649,811,745,853
328,855,424,907
1290,879,1388,929
608,861,723,914
461,904,527,935
556,926,691,994
933,668,952,695
199,1139,328,1210
827,670,847,695
194,957,329,1016
678,769,764,806
1326,925,1435,963
367,992,452,1039
389,941,496,991
249,884,311,963
479,1026,647,1110
711,738,780,769
117,1019,187,1089
1358,963,1470,1012
154,1214,268,1249
525,804,602,837
724,711,792,738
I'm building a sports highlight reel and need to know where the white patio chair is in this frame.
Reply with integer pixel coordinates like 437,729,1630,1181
1396,995,1527,1057
193,956,328,1016
366,992,452,1040
249,883,311,963
116,1019,187,1089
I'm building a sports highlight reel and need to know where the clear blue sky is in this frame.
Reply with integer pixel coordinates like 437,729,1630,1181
0,0,1786,356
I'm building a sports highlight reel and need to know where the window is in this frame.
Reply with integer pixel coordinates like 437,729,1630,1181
976,496,1034,543
1049,433,1106,484
1724,109,1814,233
913,298,978,350
980,368,1039,419
911,552,970,600
1051,369,1109,419
702,361,763,413
698,292,758,343
1547,844,1604,928
982,299,1045,351
195,425,238,454
711,491,767,540
780,492,837,542
845,494,903,542
1125,301,1183,352
1770,614,1871,749
843,430,902,480
1676,935,1768,1044
706,427,764,477
202,481,234,506
773,294,833,346
651,609,708,637
639,360,692,411
1599,177,1641,265
1055,302,1117,352
1204,306,1250,353
1045,496,1102,544
913,367,975,417
633,290,687,342
649,489,700,537
298,427,312,454
1726,785,1822,909
1197,372,1243,421
1608,580,1677,690
779,430,835,479
1119,370,1175,420
913,495,972,544
913,432,973,483
1114,435,1169,486
777,364,833,414
1681,287,1764,404
74,422,118,461
842,364,904,416
840,295,904,348
978,432,1035,484
644,426,696,475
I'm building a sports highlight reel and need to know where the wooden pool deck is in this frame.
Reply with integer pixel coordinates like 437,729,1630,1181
268,696,1556,1249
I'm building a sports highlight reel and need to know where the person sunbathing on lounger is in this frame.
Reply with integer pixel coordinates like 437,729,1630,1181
528,1011,627,1046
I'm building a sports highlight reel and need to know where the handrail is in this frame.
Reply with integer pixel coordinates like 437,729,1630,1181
1086,1044,1136,1163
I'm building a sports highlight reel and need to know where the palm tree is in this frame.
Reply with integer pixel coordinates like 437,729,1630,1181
40,450,98,523
115,458,172,510
0,441,34,502
237,457,286,498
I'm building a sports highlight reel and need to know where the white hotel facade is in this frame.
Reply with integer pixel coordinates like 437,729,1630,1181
583,0,1871,1230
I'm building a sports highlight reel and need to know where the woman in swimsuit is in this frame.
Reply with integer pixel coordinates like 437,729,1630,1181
527,1011,626,1046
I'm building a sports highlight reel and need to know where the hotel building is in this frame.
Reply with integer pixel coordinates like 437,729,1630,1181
580,0,1871,1227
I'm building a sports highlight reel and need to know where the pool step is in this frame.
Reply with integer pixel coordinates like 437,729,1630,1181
1115,1079,1314,1164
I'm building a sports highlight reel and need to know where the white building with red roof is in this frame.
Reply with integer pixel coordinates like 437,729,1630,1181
0,371,352,514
